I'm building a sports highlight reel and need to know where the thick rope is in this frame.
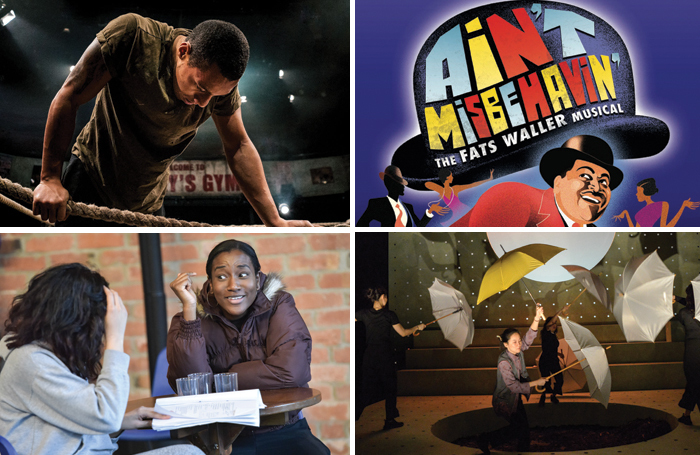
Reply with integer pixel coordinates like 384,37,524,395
0,191,54,226
0,178,216,227
0,177,349,227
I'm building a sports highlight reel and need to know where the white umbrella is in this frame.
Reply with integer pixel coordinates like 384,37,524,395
689,274,700,321
613,250,675,342
427,278,474,351
562,265,611,310
558,316,611,408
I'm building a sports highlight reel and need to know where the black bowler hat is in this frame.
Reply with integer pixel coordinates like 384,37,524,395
540,135,624,190
379,165,408,186
391,0,669,190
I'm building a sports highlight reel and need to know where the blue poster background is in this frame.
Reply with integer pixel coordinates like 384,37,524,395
355,0,700,227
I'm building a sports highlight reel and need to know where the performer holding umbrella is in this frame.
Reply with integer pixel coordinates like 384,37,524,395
477,304,547,454
673,282,700,426
538,303,571,406
355,287,426,430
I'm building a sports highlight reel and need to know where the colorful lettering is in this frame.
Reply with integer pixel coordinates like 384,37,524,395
488,8,553,79
425,104,466,149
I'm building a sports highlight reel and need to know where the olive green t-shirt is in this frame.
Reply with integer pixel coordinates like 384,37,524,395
72,13,241,213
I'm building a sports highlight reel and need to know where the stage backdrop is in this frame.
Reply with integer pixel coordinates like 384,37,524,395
386,232,698,334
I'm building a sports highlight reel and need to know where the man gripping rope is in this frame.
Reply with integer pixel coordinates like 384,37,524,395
33,13,311,227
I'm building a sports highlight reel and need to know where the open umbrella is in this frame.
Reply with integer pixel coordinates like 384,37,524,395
689,274,700,321
558,316,612,408
427,278,474,351
562,265,611,310
477,243,565,304
536,338,587,393
613,250,675,342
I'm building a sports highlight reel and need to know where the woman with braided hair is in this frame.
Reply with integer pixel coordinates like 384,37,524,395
167,239,329,455
355,287,425,430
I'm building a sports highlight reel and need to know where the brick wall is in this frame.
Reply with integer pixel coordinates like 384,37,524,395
0,233,350,455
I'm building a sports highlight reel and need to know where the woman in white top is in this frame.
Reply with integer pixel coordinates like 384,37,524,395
0,263,202,455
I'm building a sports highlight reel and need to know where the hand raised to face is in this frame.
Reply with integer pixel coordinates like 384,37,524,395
104,286,128,351
170,272,198,321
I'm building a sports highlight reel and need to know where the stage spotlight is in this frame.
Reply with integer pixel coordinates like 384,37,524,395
241,95,247,103
279,69,284,79
288,94,294,103
279,203,290,215
0,4,15,27
69,65,76,72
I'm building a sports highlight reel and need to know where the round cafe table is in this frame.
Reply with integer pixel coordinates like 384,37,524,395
126,387,321,455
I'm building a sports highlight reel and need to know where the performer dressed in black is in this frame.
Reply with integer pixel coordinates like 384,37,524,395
674,284,700,425
537,303,571,406
355,287,425,430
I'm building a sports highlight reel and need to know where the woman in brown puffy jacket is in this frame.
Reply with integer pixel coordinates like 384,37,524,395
166,239,329,455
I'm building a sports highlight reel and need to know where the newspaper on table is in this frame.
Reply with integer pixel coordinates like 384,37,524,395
152,389,266,431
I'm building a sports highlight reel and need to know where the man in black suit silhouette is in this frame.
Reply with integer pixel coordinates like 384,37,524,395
357,165,446,227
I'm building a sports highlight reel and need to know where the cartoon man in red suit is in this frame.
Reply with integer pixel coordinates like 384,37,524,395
453,135,624,227
357,165,446,227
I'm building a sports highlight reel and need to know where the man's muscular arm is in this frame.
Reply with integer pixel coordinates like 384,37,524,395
213,110,312,227
33,39,112,223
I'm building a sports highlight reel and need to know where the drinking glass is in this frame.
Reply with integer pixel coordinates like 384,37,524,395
176,377,197,396
214,372,238,392
188,372,213,394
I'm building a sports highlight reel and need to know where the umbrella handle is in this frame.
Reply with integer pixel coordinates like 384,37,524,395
411,321,431,337
535,345,611,392
536,302,545,321
572,288,587,303
416,308,462,333
412,308,463,336
534,359,585,392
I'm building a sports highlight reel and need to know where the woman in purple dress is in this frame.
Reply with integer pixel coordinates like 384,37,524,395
614,178,699,227
425,168,493,226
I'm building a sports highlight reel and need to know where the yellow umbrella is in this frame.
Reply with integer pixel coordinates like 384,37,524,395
476,243,565,304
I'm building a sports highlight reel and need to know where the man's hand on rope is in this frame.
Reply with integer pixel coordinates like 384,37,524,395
32,177,70,223
272,219,313,227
